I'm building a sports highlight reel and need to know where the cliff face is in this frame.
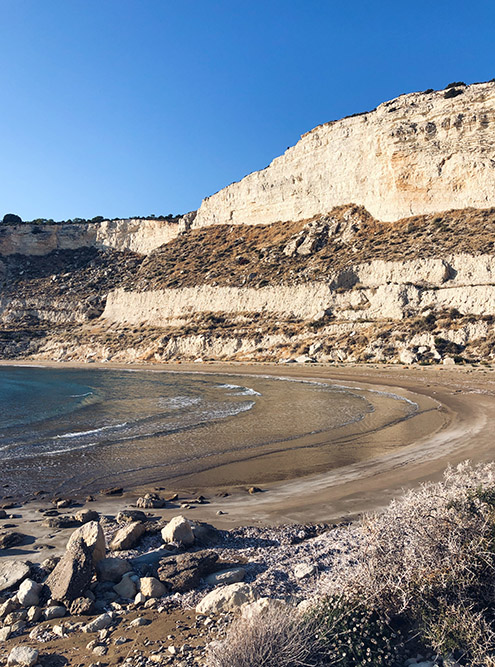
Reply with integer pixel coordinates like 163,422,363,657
2,83,495,367
193,82,495,227
0,218,180,256
1,205,495,366
102,254,495,327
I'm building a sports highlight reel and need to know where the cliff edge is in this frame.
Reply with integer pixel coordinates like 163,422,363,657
193,81,495,227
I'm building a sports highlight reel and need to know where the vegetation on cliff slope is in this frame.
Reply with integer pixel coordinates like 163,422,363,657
2,204,495,363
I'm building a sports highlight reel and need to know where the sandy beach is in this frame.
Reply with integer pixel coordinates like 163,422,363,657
2,360,494,533
2,361,495,667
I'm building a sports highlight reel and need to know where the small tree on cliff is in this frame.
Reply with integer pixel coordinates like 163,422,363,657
2,213,22,224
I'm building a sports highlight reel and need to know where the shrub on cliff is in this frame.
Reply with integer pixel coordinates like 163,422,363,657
2,213,22,224
444,87,464,99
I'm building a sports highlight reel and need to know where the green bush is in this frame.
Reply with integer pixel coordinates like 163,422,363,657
311,597,405,666
444,88,464,99
2,213,22,224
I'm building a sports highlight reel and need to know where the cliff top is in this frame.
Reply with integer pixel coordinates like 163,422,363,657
303,79,495,137
194,79,495,226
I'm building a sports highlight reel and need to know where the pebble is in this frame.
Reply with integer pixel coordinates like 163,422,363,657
26,606,42,623
293,563,318,580
52,624,66,637
44,605,66,620
130,616,152,627
114,636,129,645
134,592,146,605
83,612,114,633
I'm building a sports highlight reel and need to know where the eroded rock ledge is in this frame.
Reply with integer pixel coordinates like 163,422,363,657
1,204,495,366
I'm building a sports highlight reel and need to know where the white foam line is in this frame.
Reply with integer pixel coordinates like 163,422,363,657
54,422,128,439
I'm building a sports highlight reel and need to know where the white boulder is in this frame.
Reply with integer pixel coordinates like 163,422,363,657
67,521,106,563
139,577,167,598
17,579,42,607
7,646,39,667
196,583,257,615
161,516,194,547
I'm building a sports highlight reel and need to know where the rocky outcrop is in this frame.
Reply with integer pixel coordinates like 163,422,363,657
102,253,495,325
0,218,180,257
193,81,495,227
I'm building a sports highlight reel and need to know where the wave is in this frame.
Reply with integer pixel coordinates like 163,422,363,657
54,422,128,439
156,396,202,409
218,383,261,397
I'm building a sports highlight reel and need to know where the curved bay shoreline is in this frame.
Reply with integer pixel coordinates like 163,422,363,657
1,360,493,527
1,361,494,666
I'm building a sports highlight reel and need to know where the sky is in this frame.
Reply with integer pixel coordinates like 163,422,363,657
1,0,495,222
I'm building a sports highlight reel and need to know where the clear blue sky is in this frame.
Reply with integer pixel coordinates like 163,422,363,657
1,0,494,221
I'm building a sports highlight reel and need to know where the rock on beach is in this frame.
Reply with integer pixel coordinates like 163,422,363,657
0,560,30,593
66,520,106,563
7,646,39,667
161,515,195,547
139,576,167,598
196,582,257,614
157,550,219,593
16,579,42,607
45,538,94,604
110,521,145,551
96,556,132,582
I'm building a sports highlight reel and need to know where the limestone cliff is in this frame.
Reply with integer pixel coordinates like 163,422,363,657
2,82,495,367
0,218,180,256
1,205,495,366
193,81,495,227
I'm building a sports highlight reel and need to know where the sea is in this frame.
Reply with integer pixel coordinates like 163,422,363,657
0,365,416,499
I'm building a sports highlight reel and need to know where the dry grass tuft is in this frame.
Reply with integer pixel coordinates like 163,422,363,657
206,606,318,667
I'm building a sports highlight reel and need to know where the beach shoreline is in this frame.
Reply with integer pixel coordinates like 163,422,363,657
1,360,494,530
1,360,495,666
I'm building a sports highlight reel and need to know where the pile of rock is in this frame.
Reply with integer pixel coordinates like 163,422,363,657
0,512,265,665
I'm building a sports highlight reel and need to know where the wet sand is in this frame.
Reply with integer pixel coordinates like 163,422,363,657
2,361,495,530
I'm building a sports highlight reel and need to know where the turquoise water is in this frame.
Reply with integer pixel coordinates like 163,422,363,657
0,365,257,465
0,366,381,498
